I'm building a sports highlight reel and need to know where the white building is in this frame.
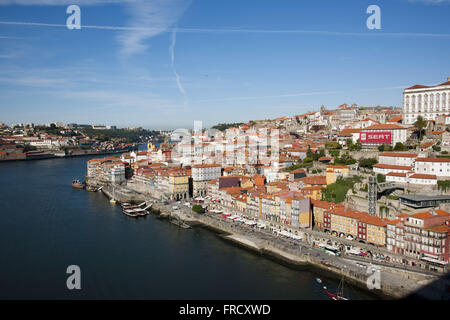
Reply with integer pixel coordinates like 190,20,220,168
386,172,437,185
373,164,413,176
359,124,408,148
403,77,450,125
192,164,222,196
378,152,418,167
414,158,450,178
110,164,126,184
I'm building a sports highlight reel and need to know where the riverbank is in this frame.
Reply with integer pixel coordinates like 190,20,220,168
193,215,446,299
96,183,446,300
159,205,446,299
0,148,135,163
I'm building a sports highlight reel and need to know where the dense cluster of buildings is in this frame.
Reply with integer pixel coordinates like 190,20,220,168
83,78,450,265
0,122,140,161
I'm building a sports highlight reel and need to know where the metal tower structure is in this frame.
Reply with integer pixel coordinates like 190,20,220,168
368,175,377,216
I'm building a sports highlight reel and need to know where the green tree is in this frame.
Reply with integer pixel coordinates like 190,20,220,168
377,174,386,183
432,145,441,152
192,204,205,213
394,142,408,151
322,176,362,203
413,115,427,141
330,150,340,158
306,146,314,159
349,139,361,151
325,141,341,149
378,144,393,152
359,157,378,169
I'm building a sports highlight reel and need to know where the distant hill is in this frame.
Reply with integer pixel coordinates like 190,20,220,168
211,122,244,131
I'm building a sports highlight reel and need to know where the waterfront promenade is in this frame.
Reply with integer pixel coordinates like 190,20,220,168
95,182,449,299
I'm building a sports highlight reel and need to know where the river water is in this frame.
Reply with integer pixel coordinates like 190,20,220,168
0,156,376,299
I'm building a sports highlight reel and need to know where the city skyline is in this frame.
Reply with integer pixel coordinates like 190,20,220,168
0,0,450,129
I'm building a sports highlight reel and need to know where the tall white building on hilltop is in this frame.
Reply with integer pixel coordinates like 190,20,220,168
403,77,450,125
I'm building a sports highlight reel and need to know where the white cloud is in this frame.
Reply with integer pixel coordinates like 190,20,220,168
117,0,191,56
408,0,450,3
0,0,192,56
169,28,188,105
0,0,126,5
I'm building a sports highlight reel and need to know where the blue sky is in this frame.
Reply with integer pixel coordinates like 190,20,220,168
0,0,449,129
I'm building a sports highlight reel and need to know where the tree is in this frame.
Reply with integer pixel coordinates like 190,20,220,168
359,157,378,169
330,149,340,158
394,142,408,151
306,146,314,159
378,144,393,152
325,141,341,149
348,139,361,151
413,115,427,141
377,174,386,183
432,145,441,152
334,152,356,165
319,149,325,157
192,204,205,214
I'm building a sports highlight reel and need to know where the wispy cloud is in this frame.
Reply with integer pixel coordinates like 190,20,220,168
117,0,191,56
193,85,408,104
408,0,450,4
2,20,450,39
0,0,192,56
0,0,126,5
169,28,188,105
193,91,345,103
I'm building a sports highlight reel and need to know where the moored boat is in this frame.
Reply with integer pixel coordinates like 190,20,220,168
322,276,349,300
72,179,85,189
136,209,149,216
86,186,98,192
123,209,139,217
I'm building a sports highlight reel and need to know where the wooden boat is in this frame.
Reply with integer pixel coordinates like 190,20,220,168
86,186,98,192
324,276,349,300
136,209,149,216
72,179,85,189
123,209,139,217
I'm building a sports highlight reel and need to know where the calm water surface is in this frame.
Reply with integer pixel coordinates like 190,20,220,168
0,157,376,299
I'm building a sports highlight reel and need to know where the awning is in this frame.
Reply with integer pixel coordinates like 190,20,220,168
420,256,448,265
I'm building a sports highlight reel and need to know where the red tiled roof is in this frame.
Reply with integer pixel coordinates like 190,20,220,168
405,84,430,90
328,207,366,219
410,209,450,220
405,80,450,90
300,176,327,185
379,152,418,158
359,215,387,227
387,116,402,123
338,128,361,136
373,164,412,170
364,123,405,130
312,199,343,209
416,157,450,163
409,173,437,180
386,172,407,177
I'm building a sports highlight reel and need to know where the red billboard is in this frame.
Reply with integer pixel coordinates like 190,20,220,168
360,131,391,143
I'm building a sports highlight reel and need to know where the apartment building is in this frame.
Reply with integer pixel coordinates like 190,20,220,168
192,164,222,197
403,209,450,263
403,77,450,125
414,157,450,178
